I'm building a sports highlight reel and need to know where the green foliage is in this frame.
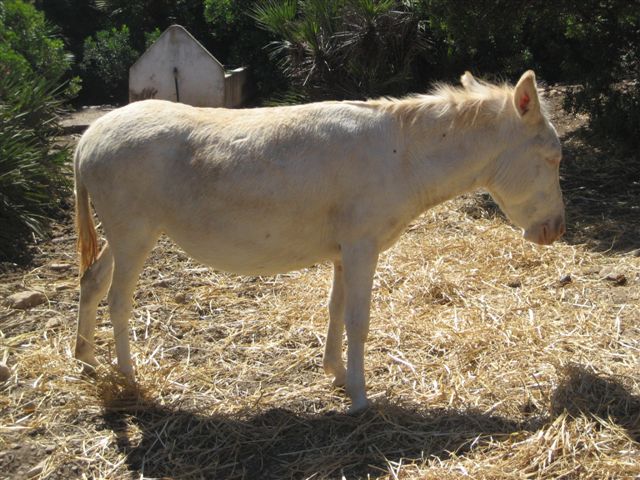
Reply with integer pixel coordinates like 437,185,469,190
33,0,102,58
418,0,530,79
204,0,235,27
417,0,639,147
0,76,70,261
92,0,211,53
144,27,162,49
252,0,430,99
0,0,72,261
557,0,640,148
80,25,139,103
35,0,211,104
204,0,285,97
1,0,72,81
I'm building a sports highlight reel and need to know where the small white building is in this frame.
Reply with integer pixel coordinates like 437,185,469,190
129,25,247,108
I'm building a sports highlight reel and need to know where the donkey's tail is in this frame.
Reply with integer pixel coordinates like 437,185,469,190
74,151,99,276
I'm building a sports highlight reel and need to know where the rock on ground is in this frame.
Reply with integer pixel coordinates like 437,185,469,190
5,291,47,309
0,363,10,382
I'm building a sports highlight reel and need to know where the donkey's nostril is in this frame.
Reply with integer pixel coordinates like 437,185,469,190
542,224,549,244
555,216,566,238
558,221,566,237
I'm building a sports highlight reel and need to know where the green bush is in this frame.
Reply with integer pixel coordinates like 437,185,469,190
419,0,639,147
33,0,103,60
557,1,640,148
204,0,284,98
0,76,70,261
252,0,430,100
0,0,73,261
144,27,162,49
91,0,211,52
418,0,532,80
80,25,139,103
1,0,72,80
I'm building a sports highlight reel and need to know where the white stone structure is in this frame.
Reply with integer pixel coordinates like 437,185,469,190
129,25,247,108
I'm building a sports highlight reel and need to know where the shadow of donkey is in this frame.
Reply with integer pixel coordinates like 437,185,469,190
100,364,640,479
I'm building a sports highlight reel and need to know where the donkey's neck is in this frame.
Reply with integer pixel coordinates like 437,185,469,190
403,121,503,212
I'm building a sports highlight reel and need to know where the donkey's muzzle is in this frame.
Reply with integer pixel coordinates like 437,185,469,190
525,215,565,245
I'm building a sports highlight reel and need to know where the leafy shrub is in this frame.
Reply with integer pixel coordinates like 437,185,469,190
557,1,640,148
418,0,532,80
33,0,103,60
0,0,72,261
91,0,211,51
252,0,430,100
80,25,139,103
0,76,70,261
420,0,639,147
1,0,72,80
144,27,162,49
204,0,285,98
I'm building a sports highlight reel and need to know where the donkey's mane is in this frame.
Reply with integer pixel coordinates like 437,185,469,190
358,78,541,128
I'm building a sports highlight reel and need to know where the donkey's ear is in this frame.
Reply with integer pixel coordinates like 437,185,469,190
513,70,541,122
461,71,480,91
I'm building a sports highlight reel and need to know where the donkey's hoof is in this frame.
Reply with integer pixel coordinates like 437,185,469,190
347,395,371,415
76,353,99,376
347,399,370,415
117,366,136,384
332,372,347,389
80,363,98,377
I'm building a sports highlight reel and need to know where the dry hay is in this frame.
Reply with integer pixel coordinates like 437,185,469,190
1,92,640,479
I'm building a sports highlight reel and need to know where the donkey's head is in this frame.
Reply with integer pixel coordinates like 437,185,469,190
472,71,566,245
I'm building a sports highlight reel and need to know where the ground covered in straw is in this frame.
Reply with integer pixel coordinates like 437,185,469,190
1,89,639,479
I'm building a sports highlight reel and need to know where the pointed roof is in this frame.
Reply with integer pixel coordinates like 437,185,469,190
130,24,224,72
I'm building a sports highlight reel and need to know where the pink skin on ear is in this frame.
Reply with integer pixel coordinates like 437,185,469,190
519,92,530,114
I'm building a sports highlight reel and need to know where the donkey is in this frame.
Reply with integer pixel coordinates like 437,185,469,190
74,71,564,412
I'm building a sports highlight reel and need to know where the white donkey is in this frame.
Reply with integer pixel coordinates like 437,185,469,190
74,71,564,412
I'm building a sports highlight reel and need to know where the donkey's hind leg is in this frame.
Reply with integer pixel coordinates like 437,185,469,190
75,244,113,372
323,261,347,387
107,231,158,379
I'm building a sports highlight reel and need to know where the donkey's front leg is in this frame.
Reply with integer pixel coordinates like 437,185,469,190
341,240,379,413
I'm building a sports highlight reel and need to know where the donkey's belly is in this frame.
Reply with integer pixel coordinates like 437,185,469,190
165,218,339,276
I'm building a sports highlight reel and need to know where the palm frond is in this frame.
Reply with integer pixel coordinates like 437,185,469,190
250,0,298,38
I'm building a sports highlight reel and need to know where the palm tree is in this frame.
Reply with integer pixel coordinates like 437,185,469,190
252,0,430,99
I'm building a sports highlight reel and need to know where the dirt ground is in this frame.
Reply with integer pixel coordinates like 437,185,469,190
0,89,639,479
